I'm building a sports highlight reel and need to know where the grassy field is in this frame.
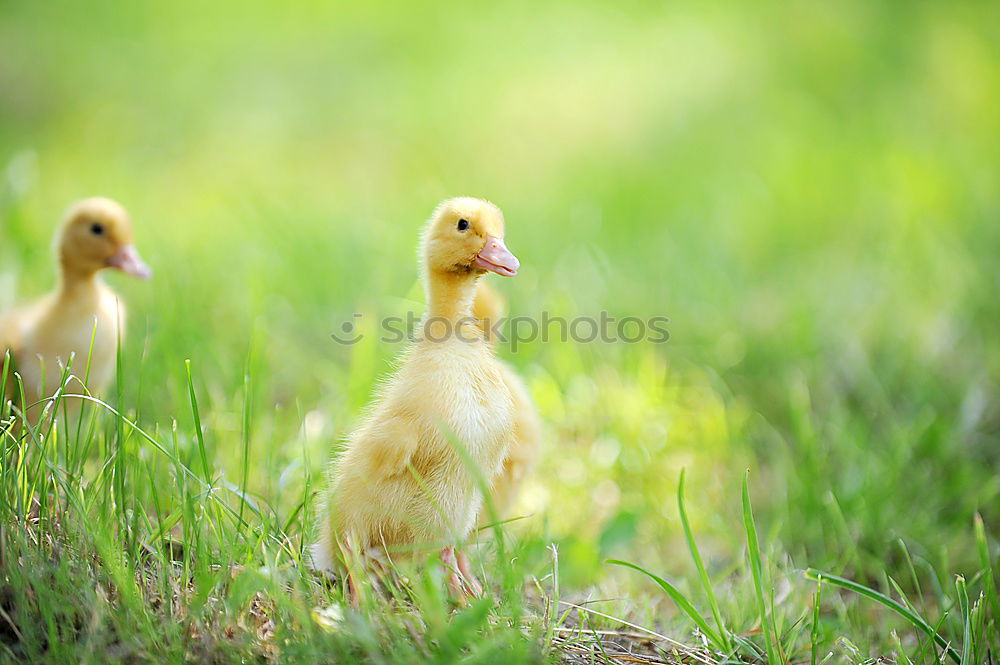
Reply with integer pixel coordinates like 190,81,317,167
2,0,999,662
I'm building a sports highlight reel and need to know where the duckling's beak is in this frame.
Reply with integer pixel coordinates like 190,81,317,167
474,236,520,277
106,245,153,280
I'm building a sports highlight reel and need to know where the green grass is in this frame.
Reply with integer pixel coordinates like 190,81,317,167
2,0,1000,662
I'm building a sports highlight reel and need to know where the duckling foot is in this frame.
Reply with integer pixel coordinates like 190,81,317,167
441,547,483,600
456,550,484,598
346,569,361,609
441,547,465,599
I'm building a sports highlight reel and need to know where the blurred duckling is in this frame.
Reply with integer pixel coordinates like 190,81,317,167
313,197,520,602
1,197,151,424
471,281,541,521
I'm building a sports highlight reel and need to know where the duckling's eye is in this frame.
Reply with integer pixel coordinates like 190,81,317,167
457,219,470,231
90,223,105,236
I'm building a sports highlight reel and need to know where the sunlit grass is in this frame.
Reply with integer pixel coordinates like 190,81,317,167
2,0,1000,661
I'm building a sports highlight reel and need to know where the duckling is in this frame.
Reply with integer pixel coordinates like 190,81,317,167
313,197,520,602
471,281,542,521
1,197,151,424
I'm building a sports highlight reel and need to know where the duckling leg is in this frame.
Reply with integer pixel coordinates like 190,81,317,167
336,538,363,609
441,547,465,598
346,569,360,609
456,550,484,597
441,547,484,599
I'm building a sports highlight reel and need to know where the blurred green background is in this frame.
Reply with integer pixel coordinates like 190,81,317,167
2,0,999,635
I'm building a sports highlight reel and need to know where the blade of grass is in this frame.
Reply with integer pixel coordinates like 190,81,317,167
677,468,731,652
914,610,948,665
116,300,128,534
606,559,723,647
897,538,926,610
185,359,211,483
973,514,999,624
888,576,919,615
236,352,253,549
971,590,986,665
955,576,970,665
890,630,913,665
556,599,716,665
69,318,97,485
810,576,822,665
743,470,779,665
805,569,960,663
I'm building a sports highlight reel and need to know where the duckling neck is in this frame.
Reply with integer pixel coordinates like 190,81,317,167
57,265,103,304
425,269,479,323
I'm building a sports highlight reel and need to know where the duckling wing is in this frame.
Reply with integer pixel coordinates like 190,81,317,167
485,362,541,518
360,417,421,482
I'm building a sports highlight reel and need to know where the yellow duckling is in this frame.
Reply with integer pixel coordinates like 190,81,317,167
471,281,541,521
313,197,520,602
1,197,151,424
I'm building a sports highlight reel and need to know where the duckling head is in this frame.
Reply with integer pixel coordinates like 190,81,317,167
422,197,520,278
57,197,152,280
